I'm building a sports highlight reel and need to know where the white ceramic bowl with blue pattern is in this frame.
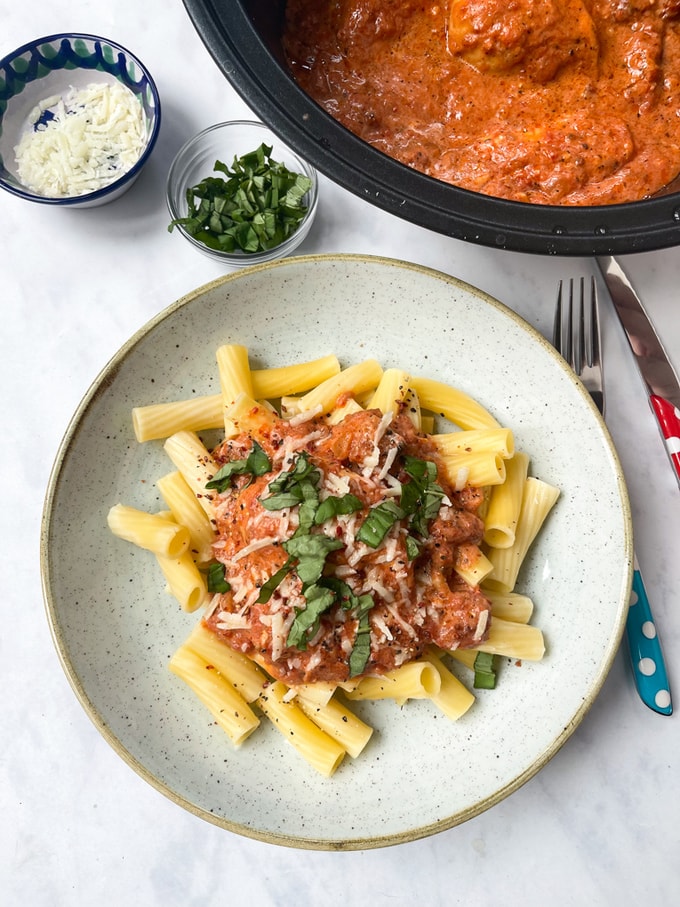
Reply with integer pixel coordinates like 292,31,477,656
0,33,161,207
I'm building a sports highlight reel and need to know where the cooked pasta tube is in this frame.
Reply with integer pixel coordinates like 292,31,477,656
482,452,530,549
453,545,494,588
168,645,260,746
410,376,500,430
256,681,346,776
184,622,267,701
107,504,190,558
252,354,341,398
296,694,374,758
465,616,545,661
441,450,507,487
156,550,209,611
423,650,475,720
225,391,278,435
156,471,215,564
163,431,220,517
344,660,441,701
485,477,560,592
289,682,338,707
323,397,364,425
432,428,514,459
483,589,534,623
419,413,435,434
367,368,411,415
131,356,342,442
296,359,384,414
447,648,477,670
132,395,224,443
216,344,254,437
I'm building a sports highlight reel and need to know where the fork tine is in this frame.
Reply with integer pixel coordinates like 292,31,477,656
587,275,601,370
553,279,573,365
574,277,584,376
553,280,563,351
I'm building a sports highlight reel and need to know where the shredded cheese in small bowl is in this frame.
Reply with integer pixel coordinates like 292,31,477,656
0,33,161,207
15,82,147,198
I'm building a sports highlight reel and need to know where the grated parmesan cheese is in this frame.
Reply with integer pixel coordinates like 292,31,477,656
14,81,146,197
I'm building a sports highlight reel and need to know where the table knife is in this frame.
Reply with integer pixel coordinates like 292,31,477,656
596,255,680,487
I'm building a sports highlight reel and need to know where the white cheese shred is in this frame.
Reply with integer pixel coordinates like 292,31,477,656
14,81,146,198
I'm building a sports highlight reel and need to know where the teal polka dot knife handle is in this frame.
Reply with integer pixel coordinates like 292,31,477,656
626,562,672,716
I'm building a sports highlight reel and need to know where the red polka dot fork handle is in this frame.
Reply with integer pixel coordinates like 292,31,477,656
597,255,680,490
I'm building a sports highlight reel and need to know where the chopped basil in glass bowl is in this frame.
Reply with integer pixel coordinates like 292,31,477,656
166,120,319,266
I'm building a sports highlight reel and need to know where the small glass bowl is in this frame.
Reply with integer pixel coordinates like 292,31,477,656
166,120,319,267
0,33,160,208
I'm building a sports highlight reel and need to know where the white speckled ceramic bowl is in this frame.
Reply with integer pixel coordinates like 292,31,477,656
41,255,632,849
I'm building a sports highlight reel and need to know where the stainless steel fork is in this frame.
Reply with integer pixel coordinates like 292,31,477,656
553,277,672,716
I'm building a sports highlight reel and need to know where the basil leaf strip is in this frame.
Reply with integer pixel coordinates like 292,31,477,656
313,493,363,526
356,500,405,548
206,441,271,492
256,556,295,604
473,651,497,690
401,455,447,537
286,584,337,649
206,562,230,594
348,596,375,677
283,533,343,586
295,481,321,536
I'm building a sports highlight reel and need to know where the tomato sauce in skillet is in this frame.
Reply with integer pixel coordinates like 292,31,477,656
204,407,490,686
283,0,680,204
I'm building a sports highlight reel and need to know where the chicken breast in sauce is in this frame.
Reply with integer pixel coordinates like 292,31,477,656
283,0,680,204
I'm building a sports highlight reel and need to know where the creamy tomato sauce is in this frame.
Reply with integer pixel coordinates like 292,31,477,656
283,0,680,205
204,407,490,685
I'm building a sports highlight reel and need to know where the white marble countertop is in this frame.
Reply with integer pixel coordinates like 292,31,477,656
3,2,679,904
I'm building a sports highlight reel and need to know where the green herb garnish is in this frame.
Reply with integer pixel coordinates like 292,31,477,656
168,143,313,254
356,500,405,548
473,651,497,689
206,562,230,594
256,556,295,604
283,533,344,586
313,493,363,525
205,441,271,492
348,595,375,677
285,583,337,648
401,456,447,537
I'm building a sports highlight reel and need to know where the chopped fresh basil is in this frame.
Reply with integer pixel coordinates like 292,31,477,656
168,143,313,254
348,596,375,677
405,535,422,561
400,455,446,538
356,500,405,548
473,651,497,689
313,493,363,526
260,452,321,516
286,583,336,648
256,556,295,604
206,562,230,594
205,441,271,492
283,533,343,586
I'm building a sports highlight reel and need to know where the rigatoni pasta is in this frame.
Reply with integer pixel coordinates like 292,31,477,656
107,346,559,775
